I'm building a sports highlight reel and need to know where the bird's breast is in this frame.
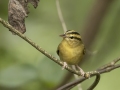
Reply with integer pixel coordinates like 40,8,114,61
59,43,84,65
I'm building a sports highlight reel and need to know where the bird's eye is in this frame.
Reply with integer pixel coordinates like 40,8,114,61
70,36,74,39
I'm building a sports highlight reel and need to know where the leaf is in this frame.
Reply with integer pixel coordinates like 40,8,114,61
27,0,40,8
8,0,40,34
8,0,28,34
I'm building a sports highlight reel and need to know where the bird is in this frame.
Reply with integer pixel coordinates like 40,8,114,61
57,30,85,76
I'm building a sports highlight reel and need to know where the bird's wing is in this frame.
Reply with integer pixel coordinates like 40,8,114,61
56,45,60,55
83,48,86,55
56,49,59,55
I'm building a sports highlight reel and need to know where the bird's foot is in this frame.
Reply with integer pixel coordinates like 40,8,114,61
79,68,85,77
62,62,68,70
76,65,85,77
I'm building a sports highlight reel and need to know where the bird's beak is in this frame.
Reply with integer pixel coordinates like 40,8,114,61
59,34,66,38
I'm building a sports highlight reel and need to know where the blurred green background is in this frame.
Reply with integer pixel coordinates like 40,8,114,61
0,0,120,90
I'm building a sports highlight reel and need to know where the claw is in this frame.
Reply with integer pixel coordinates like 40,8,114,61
76,65,85,77
79,68,85,76
62,62,68,70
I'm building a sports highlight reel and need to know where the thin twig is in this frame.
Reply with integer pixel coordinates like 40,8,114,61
87,72,100,90
97,57,120,71
57,57,120,90
0,17,83,76
98,64,120,73
72,65,83,90
57,77,86,90
57,71,100,90
56,0,67,32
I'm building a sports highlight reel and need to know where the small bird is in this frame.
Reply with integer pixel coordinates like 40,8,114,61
57,30,85,76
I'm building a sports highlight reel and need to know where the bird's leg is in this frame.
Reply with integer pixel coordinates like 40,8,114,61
76,65,85,77
62,62,68,70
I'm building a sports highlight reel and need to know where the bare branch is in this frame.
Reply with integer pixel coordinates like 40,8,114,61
0,18,83,76
57,57,120,90
56,0,67,33
1,18,120,90
97,57,120,71
57,71,100,90
87,72,100,90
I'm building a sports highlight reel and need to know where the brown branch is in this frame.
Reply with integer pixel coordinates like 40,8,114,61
57,57,120,90
87,73,100,90
0,17,86,76
57,72,100,90
97,57,120,71
0,17,120,90
56,0,67,33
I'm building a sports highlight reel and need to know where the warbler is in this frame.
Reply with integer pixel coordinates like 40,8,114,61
57,30,85,76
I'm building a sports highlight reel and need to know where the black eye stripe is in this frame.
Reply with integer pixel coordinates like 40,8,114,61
73,37,81,41
69,36,74,39
65,30,81,41
69,36,81,41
